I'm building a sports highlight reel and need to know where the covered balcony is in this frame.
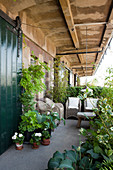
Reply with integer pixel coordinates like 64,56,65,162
0,0,113,169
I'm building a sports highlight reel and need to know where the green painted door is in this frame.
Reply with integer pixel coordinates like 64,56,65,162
0,16,22,154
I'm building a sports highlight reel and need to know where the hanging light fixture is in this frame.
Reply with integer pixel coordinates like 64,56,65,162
81,26,93,93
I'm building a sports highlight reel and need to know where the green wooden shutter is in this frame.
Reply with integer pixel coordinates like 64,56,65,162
0,15,22,155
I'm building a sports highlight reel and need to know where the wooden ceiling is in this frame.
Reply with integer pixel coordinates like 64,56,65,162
1,0,113,76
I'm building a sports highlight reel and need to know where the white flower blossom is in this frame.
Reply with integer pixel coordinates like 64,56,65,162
44,128,47,131
110,127,113,131
47,112,50,115
79,128,84,133
19,134,23,137
14,132,18,136
12,135,17,140
35,133,42,137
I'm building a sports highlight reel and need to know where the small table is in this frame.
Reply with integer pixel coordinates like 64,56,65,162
77,112,96,128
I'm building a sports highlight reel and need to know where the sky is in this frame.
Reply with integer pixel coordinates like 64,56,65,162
80,37,113,86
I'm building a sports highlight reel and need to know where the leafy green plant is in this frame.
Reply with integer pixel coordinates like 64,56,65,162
30,132,42,145
18,110,42,133
79,98,113,168
48,144,101,170
20,54,49,112
20,93,36,112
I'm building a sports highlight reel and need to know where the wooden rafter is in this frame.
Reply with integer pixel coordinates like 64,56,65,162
59,0,84,63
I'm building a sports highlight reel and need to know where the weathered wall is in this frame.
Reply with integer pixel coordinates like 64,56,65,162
23,37,54,100
20,11,56,58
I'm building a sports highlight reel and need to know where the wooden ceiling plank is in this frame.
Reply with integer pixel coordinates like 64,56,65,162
59,0,84,63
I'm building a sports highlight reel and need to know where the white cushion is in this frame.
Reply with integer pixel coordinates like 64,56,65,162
85,107,93,111
86,98,98,109
77,112,96,117
68,97,79,109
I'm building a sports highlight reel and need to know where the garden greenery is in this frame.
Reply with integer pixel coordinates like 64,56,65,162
48,56,68,104
20,54,49,112
18,109,65,135
47,98,113,170
47,67,113,170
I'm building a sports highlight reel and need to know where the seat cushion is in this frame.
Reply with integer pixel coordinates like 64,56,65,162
86,98,98,109
68,97,79,109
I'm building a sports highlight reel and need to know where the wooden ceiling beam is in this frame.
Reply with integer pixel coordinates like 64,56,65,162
58,47,102,53
56,47,103,55
76,70,93,73
79,73,92,77
71,63,95,68
59,0,83,63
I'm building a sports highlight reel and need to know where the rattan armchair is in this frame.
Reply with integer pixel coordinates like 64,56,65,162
65,97,81,119
44,97,64,119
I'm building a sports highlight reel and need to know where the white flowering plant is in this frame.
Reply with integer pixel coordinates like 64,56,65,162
12,132,25,145
30,133,42,145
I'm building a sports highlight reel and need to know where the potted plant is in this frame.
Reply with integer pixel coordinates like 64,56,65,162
18,110,42,142
41,129,51,145
12,132,24,150
30,132,42,149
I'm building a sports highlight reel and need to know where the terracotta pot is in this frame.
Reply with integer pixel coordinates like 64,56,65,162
41,138,50,145
32,143,39,149
16,143,23,150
